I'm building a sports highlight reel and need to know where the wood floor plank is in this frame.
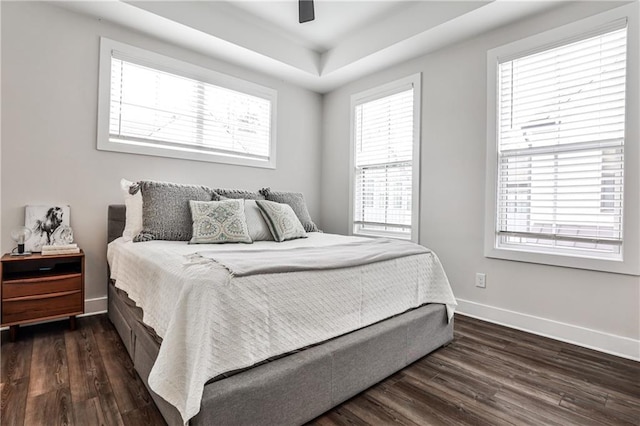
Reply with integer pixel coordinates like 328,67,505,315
401,361,440,385
86,315,113,335
499,343,637,402
1,338,33,383
605,394,640,420
65,322,103,402
67,354,125,426
453,321,514,351
73,397,107,426
310,405,373,426
342,394,423,426
1,336,33,426
385,377,497,426
559,393,639,425
27,329,68,398
366,384,450,426
450,337,613,404
332,406,370,426
551,352,640,396
93,386,126,426
408,357,502,404
559,344,640,372
93,328,151,416
558,346,640,376
307,415,343,426
455,315,567,351
1,377,29,426
398,373,520,426
120,403,167,426
24,387,74,426
427,341,557,401
86,319,130,426
492,384,603,426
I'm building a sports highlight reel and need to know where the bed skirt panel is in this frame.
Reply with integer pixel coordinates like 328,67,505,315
108,280,453,426
107,285,133,358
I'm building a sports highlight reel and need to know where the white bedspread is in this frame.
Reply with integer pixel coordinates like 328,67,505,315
107,233,456,424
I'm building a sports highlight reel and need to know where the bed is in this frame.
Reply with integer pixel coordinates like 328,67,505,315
106,204,455,425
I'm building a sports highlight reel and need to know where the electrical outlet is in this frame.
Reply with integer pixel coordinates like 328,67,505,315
475,273,486,288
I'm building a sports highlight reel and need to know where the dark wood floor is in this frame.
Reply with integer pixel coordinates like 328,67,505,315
310,316,640,426
1,315,164,426
2,314,639,426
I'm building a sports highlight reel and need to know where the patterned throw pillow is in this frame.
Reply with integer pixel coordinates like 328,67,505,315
255,200,307,242
189,200,252,244
258,188,319,232
134,181,217,242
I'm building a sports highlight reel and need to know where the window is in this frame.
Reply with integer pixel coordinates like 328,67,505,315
350,74,421,242
485,5,640,275
97,38,277,168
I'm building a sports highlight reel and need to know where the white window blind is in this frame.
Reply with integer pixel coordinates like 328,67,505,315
97,38,276,168
496,24,627,258
353,87,415,239
110,54,272,161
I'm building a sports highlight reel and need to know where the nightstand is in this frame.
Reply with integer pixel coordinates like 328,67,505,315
1,251,84,341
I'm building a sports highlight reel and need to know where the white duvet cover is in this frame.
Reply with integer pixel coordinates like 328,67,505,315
107,233,456,424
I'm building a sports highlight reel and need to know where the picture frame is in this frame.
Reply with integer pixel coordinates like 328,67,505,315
24,205,72,253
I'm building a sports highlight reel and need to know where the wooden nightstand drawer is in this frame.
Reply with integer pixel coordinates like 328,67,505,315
1,290,83,325
1,251,85,339
2,273,82,299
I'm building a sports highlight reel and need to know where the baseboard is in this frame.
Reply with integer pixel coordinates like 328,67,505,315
456,298,639,361
0,296,108,331
82,296,108,316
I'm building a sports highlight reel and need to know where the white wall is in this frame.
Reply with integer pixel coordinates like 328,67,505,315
321,2,639,359
2,1,638,359
1,2,322,311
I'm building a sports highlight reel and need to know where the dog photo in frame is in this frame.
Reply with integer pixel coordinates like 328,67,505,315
24,205,71,252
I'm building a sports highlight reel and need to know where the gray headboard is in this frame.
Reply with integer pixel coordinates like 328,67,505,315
108,204,126,243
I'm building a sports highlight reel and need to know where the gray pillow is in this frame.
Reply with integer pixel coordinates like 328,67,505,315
213,188,265,200
133,180,217,242
255,200,307,242
244,200,274,241
259,188,319,232
189,200,252,244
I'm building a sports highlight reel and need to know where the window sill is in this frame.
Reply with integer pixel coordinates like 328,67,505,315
98,138,276,169
484,245,639,276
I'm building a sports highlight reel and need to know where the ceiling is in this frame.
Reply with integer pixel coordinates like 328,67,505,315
224,1,418,52
56,0,566,93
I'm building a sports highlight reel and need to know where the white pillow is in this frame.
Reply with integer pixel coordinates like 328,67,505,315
120,178,143,241
244,200,274,241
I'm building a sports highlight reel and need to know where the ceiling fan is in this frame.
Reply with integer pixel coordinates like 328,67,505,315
299,0,315,23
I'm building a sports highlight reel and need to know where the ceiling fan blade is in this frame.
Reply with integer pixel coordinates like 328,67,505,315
299,0,315,23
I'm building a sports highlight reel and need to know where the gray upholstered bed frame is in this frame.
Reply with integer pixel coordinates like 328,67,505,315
107,204,454,425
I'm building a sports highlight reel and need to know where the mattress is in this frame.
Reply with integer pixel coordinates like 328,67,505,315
107,233,456,424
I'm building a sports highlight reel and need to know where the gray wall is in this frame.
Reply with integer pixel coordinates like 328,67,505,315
1,2,322,307
321,2,639,353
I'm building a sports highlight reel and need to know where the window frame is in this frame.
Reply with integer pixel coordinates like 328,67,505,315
349,73,422,243
97,37,277,169
484,4,640,275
